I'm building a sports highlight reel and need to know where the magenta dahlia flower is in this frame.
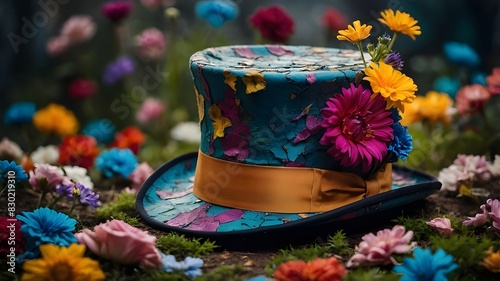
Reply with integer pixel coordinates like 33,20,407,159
320,83,394,172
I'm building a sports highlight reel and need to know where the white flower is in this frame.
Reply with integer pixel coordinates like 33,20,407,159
63,165,94,190
438,165,469,192
0,137,23,160
488,155,500,177
30,145,59,164
170,122,201,143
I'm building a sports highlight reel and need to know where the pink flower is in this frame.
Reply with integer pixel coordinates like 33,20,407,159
321,8,348,33
455,84,491,116
128,162,154,193
0,137,23,161
46,36,70,56
453,154,492,182
101,1,133,23
249,5,295,43
346,225,416,267
136,97,165,124
28,163,71,191
463,204,489,227
75,220,162,268
68,78,97,99
320,83,393,172
140,0,175,9
135,28,166,61
60,15,96,45
486,68,500,95
426,217,454,237
487,199,500,230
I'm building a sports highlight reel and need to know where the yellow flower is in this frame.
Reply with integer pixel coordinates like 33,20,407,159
481,248,500,273
336,20,372,43
33,103,79,137
223,69,237,91
400,96,423,126
208,104,231,139
419,91,453,124
379,9,421,40
21,244,105,281
363,61,417,112
242,70,266,94
194,86,205,124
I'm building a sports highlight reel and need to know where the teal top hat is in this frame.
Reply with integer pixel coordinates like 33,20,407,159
136,45,440,243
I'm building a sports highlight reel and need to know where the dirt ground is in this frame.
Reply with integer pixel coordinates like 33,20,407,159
2,179,498,277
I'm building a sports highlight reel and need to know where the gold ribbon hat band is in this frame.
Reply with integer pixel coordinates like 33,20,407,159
193,151,393,213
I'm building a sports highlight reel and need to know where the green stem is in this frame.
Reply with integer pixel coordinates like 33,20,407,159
0,183,7,198
69,195,78,215
387,32,398,52
356,42,367,68
36,190,47,209
48,195,63,209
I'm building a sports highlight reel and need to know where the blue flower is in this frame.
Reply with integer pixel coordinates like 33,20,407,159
443,41,480,68
471,71,487,86
16,207,77,261
102,57,135,85
393,247,458,281
388,121,412,162
0,160,28,182
95,148,138,178
82,119,116,143
433,76,461,99
161,254,204,278
195,0,239,28
3,102,36,125
77,182,100,208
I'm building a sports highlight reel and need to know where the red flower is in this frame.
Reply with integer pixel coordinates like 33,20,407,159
321,8,348,33
249,5,294,43
58,135,100,169
101,1,133,23
110,126,145,155
68,78,97,99
455,84,491,116
274,257,346,281
487,68,500,95
0,216,24,255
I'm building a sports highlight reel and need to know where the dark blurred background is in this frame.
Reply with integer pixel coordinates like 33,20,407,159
1,0,499,139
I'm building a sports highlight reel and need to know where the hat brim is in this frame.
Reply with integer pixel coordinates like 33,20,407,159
136,152,441,247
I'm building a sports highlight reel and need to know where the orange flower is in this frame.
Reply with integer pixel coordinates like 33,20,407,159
379,9,421,40
363,61,417,112
400,97,423,126
481,247,500,273
58,135,99,169
419,91,453,124
303,257,346,281
274,257,346,281
273,260,308,281
110,126,145,155
32,103,79,137
337,20,372,43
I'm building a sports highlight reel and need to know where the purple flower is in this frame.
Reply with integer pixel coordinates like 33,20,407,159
384,52,403,70
55,183,75,200
103,57,135,85
101,1,133,23
77,182,100,208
